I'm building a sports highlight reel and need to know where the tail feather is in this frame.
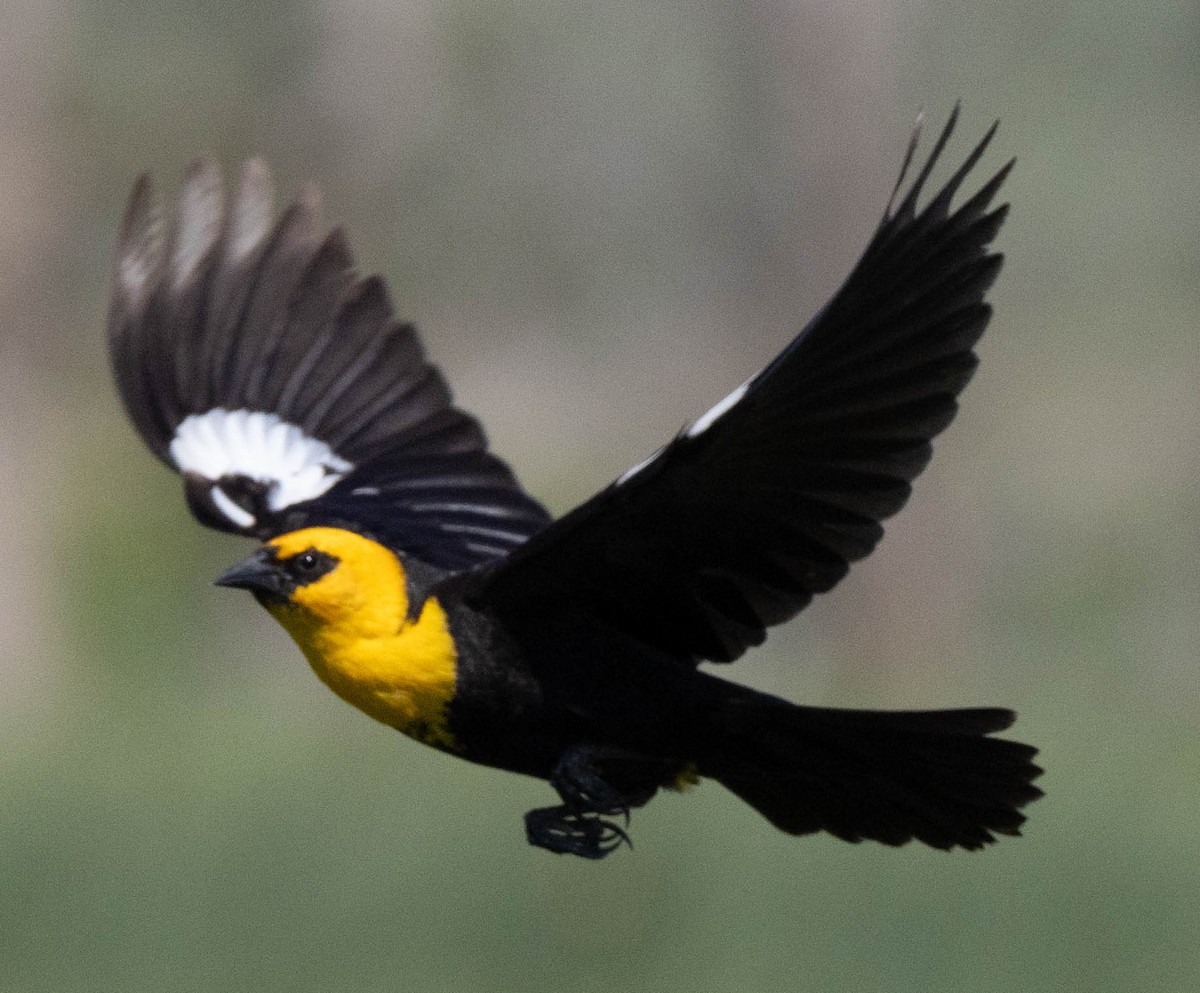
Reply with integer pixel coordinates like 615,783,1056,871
708,694,1043,850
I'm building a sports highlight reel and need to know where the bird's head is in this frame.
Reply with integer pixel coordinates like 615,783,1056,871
214,526,408,639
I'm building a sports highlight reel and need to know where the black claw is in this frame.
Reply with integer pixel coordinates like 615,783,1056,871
530,744,673,856
601,817,632,850
525,805,634,860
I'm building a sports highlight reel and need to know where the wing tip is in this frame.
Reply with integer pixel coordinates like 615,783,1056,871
171,156,225,287
886,103,1006,225
228,157,277,259
111,171,165,313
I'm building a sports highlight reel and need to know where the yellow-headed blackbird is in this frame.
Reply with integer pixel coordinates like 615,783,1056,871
108,107,1041,858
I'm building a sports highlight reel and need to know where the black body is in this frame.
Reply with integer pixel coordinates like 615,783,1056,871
437,585,1039,854
110,105,1043,858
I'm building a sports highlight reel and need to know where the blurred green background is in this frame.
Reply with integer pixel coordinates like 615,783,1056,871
1,0,1197,990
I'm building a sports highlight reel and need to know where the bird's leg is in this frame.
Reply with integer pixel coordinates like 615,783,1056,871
524,744,665,858
551,744,650,819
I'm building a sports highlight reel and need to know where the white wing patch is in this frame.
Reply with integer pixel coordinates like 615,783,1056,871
685,378,751,439
616,377,753,488
616,445,667,487
170,409,354,521
209,485,257,529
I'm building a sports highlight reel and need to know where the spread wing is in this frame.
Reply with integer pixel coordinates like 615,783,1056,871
472,106,1011,662
108,159,550,571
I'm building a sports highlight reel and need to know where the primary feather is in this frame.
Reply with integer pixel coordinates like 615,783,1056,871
474,104,1012,664
107,159,551,569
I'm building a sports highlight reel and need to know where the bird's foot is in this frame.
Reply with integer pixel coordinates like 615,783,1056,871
524,805,631,860
550,745,641,821
524,744,667,857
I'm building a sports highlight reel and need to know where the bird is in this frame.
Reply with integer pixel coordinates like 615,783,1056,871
107,105,1042,859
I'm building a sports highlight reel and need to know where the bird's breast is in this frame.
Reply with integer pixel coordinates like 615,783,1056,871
269,595,461,751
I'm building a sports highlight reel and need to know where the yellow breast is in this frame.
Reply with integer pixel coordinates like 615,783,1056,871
262,527,461,752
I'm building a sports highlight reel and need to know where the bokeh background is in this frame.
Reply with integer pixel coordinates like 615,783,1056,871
2,1,1197,990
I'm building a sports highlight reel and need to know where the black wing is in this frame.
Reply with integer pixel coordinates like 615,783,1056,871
108,159,550,571
472,107,1011,662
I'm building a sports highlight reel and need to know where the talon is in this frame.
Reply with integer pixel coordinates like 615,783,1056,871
525,805,633,859
600,818,632,850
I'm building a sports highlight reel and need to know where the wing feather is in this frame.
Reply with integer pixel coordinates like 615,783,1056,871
108,159,550,568
471,107,1010,664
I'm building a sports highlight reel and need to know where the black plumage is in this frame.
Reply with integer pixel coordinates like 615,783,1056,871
476,108,1010,665
109,106,1042,857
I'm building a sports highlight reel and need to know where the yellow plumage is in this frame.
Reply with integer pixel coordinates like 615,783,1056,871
264,528,460,751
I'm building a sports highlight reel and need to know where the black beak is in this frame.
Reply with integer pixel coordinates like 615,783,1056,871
213,549,291,600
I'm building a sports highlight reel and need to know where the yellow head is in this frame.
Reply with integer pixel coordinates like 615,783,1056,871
214,526,460,750
214,526,411,639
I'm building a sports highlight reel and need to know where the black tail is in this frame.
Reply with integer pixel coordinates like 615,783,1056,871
706,691,1043,850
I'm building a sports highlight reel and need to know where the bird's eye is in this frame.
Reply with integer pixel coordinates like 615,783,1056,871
286,548,333,585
